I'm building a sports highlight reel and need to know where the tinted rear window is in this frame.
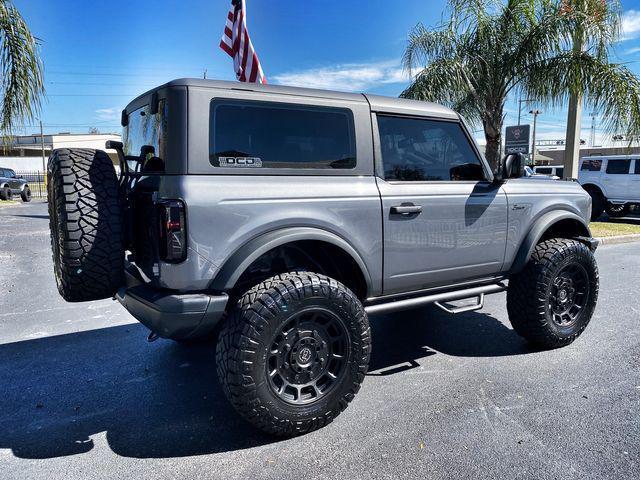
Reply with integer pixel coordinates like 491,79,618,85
535,167,552,174
209,100,356,169
606,159,631,174
635,160,640,174
123,99,168,160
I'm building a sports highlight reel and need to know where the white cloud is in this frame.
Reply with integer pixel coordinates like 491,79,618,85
621,10,640,41
95,107,120,121
625,46,640,55
272,60,409,92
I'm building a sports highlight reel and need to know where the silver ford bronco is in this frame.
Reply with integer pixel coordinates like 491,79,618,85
47,79,599,436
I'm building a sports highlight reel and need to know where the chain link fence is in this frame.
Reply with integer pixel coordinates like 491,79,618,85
15,170,47,198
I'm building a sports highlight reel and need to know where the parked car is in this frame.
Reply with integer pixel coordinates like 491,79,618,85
0,167,31,202
533,165,563,179
524,165,557,179
578,155,640,220
46,79,599,437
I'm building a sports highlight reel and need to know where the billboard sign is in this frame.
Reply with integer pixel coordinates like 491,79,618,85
505,125,530,154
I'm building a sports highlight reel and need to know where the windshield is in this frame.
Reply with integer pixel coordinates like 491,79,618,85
123,99,167,160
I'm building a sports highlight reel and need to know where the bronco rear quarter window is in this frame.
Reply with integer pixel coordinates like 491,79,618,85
581,159,602,171
209,100,356,169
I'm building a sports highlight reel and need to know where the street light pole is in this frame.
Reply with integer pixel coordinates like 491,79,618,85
529,109,542,165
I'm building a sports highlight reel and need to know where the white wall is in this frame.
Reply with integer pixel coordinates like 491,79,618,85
0,157,46,171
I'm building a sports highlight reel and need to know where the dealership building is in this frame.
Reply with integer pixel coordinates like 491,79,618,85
0,132,121,171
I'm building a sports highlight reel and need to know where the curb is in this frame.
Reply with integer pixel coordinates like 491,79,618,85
595,234,640,246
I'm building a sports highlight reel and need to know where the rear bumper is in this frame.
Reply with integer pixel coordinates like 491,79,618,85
115,264,228,340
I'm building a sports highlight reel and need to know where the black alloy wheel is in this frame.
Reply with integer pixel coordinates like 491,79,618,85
548,263,589,328
266,307,349,405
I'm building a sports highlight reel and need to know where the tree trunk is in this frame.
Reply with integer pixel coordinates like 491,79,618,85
484,134,501,172
482,106,504,172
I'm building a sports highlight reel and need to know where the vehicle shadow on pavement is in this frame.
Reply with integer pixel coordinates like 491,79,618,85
0,306,532,460
367,305,533,375
0,323,275,460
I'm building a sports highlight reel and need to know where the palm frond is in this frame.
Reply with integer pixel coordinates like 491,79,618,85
0,0,45,135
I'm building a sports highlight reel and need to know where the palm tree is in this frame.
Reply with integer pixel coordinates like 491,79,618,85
402,0,640,170
0,0,44,134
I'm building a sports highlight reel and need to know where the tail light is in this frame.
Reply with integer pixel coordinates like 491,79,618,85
157,200,186,263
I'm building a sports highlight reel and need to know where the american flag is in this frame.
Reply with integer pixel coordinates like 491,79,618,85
220,0,267,84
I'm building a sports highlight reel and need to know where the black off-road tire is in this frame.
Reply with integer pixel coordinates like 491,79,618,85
507,238,598,349
47,148,124,302
1,186,11,201
216,272,371,436
605,202,629,218
21,186,31,202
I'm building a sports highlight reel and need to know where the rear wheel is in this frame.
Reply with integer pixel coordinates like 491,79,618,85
0,186,10,201
216,272,371,436
507,238,598,348
48,148,124,302
605,202,629,218
21,186,31,202
585,188,604,221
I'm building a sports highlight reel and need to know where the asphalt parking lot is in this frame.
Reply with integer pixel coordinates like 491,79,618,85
1,200,638,480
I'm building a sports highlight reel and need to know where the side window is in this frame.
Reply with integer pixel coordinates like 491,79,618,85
377,115,485,181
634,160,640,174
556,167,564,178
606,159,631,174
5,169,15,178
581,159,602,171
210,100,356,169
536,167,552,174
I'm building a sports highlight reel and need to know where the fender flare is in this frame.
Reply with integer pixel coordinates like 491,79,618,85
210,226,373,294
509,210,591,274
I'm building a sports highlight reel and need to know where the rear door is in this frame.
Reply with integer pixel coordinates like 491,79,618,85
602,158,631,200
374,114,507,295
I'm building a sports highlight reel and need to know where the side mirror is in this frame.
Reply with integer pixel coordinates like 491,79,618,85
500,153,525,180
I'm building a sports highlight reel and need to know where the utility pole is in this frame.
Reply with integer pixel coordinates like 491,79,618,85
589,112,597,147
203,68,207,79
529,110,542,165
39,120,46,173
517,98,534,125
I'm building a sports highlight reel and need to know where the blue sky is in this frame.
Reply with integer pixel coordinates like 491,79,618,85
13,0,640,145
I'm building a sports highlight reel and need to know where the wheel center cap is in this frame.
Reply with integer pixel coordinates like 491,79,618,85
558,289,568,301
297,347,313,366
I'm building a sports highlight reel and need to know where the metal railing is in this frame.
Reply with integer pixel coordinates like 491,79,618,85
15,170,47,198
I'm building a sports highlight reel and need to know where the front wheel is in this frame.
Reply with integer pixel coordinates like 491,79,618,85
216,272,371,436
507,238,598,348
21,186,31,202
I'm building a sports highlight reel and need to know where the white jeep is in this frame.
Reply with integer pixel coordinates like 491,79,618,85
578,155,640,219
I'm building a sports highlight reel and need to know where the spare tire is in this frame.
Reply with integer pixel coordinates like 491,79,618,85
48,149,124,302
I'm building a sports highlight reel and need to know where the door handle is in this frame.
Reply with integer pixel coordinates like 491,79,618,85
390,204,422,215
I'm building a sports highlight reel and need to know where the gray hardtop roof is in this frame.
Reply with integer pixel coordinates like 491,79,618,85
126,78,458,119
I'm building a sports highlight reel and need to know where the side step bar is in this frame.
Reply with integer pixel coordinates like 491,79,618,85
364,282,507,315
